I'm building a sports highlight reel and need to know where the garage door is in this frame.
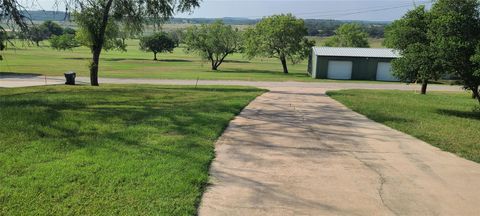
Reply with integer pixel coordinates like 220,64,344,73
376,62,398,81
327,61,353,80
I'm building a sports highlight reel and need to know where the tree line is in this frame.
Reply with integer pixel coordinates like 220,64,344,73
384,0,480,104
2,13,315,80
15,10,388,38
304,19,386,38
138,14,314,74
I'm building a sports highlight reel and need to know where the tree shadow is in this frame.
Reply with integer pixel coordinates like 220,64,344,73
218,68,309,78
223,60,250,64
0,72,43,78
437,109,480,120
63,57,193,62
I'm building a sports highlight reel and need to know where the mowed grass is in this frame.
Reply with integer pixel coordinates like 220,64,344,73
0,39,387,82
327,90,480,163
0,85,265,215
0,40,312,81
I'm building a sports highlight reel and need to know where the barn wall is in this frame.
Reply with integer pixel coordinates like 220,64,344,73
314,56,394,80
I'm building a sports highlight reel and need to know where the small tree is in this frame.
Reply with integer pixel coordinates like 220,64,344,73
243,14,314,74
63,27,77,35
140,33,177,61
169,30,184,47
40,20,64,37
384,5,442,94
50,34,79,51
184,20,241,70
28,26,49,46
324,23,370,48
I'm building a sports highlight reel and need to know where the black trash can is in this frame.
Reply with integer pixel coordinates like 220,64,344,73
64,72,76,85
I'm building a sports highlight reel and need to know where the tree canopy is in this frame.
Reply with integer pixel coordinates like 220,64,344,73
50,34,80,51
324,23,370,48
243,14,314,74
384,6,442,94
140,32,177,61
184,20,241,70
40,21,64,37
428,0,480,102
66,0,201,86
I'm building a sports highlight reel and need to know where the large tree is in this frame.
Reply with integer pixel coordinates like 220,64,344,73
40,20,64,37
324,23,370,48
140,32,177,61
66,0,200,86
384,5,442,94
428,0,480,103
243,14,314,74
184,20,241,70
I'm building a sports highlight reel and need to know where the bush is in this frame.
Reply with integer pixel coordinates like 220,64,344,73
50,34,79,51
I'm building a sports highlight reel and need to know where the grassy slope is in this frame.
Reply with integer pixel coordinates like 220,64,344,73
1,39,387,82
327,90,480,163
0,85,265,215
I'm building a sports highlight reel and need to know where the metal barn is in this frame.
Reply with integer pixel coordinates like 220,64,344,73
307,47,401,81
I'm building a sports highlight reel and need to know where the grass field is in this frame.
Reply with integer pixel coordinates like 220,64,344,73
0,85,265,215
328,90,480,163
0,38,386,82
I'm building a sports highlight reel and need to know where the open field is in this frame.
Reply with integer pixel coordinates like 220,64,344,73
0,85,265,215
1,39,388,82
328,90,480,162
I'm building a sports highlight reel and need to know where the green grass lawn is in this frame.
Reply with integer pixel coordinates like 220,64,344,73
0,39,390,82
327,90,480,163
0,85,265,215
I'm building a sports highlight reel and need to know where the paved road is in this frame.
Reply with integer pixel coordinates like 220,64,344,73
0,75,464,91
2,75,479,215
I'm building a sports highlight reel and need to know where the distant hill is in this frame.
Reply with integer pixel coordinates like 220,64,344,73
24,10,388,38
25,10,71,22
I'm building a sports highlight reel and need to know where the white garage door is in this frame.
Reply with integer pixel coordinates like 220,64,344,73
376,62,398,81
327,61,353,80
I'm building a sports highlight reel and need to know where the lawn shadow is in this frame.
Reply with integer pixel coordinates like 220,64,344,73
0,72,43,78
437,109,480,120
63,57,192,62
223,60,250,64
218,68,309,78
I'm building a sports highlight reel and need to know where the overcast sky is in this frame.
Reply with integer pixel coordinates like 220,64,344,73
30,0,432,21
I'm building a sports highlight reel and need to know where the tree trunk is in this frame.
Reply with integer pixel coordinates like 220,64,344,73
472,85,479,99
420,79,428,95
90,48,101,86
88,0,113,86
154,52,158,61
280,56,288,74
211,59,218,70
473,86,480,104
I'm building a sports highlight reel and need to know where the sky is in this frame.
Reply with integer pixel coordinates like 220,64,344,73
30,0,432,21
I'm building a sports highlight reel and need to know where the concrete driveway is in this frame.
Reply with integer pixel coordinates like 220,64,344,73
198,87,480,216
2,75,479,215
